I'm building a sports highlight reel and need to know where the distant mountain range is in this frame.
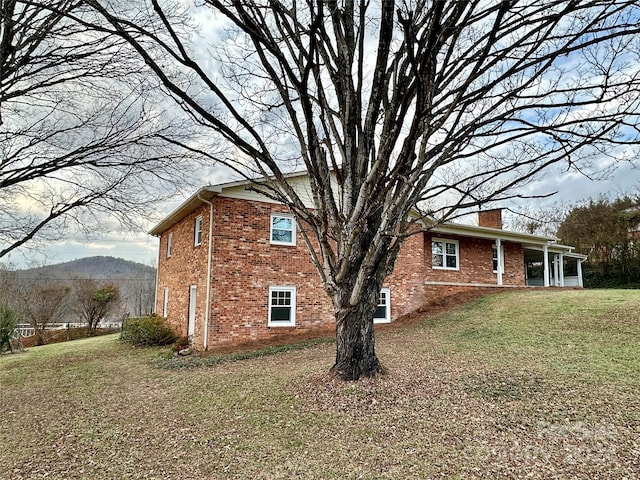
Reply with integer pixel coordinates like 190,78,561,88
15,256,156,281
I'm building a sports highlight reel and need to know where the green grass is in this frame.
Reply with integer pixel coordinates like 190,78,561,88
440,289,640,383
1,289,640,479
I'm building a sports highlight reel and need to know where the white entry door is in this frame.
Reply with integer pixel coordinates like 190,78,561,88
188,285,197,339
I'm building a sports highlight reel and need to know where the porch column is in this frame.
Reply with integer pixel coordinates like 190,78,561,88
496,238,503,286
577,259,584,287
543,245,550,287
553,254,560,287
558,253,565,287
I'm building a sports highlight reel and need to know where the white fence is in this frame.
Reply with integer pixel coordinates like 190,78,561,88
13,321,123,339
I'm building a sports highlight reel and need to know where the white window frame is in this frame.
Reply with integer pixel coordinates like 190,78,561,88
432,238,460,271
194,215,203,246
270,214,296,246
373,287,391,324
492,244,505,274
167,232,173,257
268,286,296,327
162,287,169,317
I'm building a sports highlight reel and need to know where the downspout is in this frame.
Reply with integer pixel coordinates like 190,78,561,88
198,194,214,351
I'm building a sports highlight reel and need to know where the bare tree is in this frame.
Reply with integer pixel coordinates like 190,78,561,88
505,203,570,237
0,1,201,261
121,273,156,317
87,0,640,379
14,282,70,345
72,278,120,333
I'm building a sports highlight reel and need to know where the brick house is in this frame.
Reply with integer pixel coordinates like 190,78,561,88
150,173,585,350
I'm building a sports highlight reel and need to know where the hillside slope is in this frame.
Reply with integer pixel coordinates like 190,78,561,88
14,256,155,281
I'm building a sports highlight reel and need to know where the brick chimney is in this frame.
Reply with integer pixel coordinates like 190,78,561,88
478,208,503,230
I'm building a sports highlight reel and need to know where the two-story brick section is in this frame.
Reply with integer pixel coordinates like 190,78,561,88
150,173,586,350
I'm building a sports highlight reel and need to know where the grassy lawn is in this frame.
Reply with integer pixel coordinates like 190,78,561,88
1,289,639,479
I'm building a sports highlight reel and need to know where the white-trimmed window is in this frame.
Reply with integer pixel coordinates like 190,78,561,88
432,238,459,270
194,215,203,246
270,214,296,246
268,286,296,326
373,288,391,324
167,232,173,257
162,287,169,317
492,245,505,273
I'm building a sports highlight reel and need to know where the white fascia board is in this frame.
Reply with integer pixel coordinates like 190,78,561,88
523,243,587,259
431,222,556,245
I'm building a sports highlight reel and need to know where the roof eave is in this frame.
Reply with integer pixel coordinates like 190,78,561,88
148,185,222,236
431,222,557,245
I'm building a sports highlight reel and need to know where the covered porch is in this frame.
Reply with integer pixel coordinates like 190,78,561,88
523,246,586,287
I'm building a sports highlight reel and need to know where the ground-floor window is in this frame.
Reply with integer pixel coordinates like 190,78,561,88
432,238,459,270
268,286,296,327
373,287,391,324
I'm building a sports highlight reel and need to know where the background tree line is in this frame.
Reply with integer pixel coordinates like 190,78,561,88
557,196,640,288
0,257,156,351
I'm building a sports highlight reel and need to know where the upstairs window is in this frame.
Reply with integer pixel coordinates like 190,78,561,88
194,215,203,246
270,214,296,246
268,286,296,326
432,238,459,270
167,232,173,257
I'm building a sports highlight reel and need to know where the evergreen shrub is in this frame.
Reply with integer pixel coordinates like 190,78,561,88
121,316,176,347
0,304,18,354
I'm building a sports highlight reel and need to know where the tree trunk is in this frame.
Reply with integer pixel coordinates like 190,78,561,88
330,283,384,381
32,324,46,346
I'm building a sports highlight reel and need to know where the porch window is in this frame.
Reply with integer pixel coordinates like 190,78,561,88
432,238,459,270
268,286,296,326
373,288,391,324
270,214,296,246
492,245,504,273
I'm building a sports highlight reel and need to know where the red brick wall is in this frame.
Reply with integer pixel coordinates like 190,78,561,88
155,204,212,344
155,197,527,349
478,209,503,229
207,197,333,346
424,232,525,286
386,231,428,318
